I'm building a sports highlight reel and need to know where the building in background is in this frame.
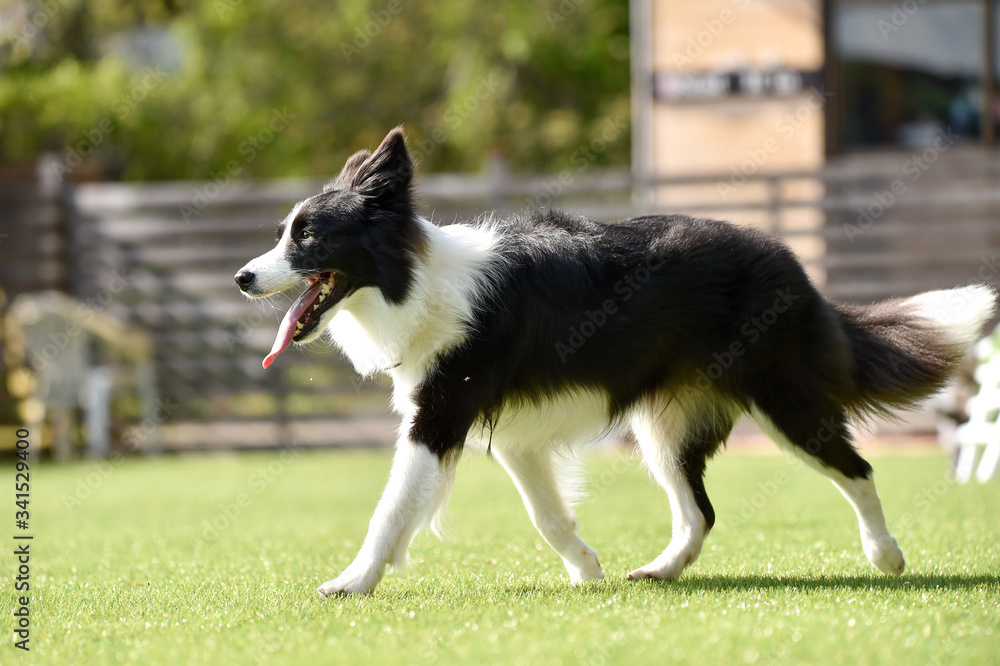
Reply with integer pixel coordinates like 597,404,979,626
631,0,999,291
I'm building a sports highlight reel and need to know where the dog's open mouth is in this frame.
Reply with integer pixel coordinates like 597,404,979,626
263,272,343,369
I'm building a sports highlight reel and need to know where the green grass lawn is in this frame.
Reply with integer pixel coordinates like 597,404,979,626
4,448,999,665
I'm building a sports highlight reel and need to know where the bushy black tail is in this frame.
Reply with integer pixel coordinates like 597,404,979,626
836,285,997,419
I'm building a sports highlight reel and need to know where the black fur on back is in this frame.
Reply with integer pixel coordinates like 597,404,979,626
407,209,979,483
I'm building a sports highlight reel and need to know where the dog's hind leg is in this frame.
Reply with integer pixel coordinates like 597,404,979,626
318,440,459,596
628,391,737,581
493,447,605,583
750,401,905,575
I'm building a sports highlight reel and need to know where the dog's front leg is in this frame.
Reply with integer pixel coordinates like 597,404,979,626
318,439,447,596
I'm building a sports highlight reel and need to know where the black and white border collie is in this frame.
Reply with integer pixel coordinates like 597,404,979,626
235,127,997,596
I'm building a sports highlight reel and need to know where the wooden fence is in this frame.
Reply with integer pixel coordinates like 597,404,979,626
1,146,998,451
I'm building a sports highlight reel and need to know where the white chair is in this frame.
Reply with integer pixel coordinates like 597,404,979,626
8,292,158,460
954,332,1000,483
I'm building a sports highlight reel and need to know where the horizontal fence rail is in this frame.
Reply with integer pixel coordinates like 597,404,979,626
1,146,998,451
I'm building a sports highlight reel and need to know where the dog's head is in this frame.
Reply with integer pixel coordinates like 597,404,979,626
235,127,425,368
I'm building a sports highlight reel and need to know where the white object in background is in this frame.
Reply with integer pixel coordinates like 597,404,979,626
954,336,1000,483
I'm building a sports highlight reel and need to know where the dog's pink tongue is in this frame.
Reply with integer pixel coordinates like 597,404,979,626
263,281,324,369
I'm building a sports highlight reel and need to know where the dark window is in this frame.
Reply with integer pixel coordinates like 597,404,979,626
832,0,999,149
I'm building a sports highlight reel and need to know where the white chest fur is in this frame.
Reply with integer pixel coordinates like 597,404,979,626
324,218,502,417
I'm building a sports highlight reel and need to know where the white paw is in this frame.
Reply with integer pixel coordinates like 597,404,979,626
864,535,905,575
566,545,605,584
626,561,684,581
317,568,380,597
627,542,700,581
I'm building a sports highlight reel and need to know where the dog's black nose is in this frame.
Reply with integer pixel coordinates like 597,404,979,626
235,270,255,292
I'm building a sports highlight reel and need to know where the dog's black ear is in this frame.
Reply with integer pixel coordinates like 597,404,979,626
324,150,372,192
350,127,413,197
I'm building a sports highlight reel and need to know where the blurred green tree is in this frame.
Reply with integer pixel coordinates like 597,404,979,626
0,0,630,180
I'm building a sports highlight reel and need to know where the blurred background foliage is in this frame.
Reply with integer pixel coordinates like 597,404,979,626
0,0,631,180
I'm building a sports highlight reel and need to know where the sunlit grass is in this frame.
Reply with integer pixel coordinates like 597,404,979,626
4,448,999,664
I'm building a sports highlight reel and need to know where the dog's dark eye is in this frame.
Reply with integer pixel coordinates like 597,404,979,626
296,229,312,241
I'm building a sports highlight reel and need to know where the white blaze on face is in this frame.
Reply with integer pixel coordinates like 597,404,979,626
237,201,307,297
238,197,352,369
235,200,308,368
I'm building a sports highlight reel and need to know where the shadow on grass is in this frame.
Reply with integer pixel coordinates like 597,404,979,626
641,572,1000,594
328,572,999,606
451,573,1000,601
